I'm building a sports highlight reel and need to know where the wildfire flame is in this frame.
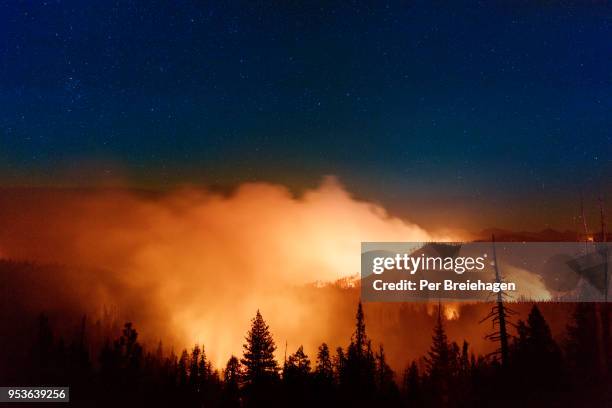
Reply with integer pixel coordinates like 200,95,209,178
443,303,460,320
425,302,461,321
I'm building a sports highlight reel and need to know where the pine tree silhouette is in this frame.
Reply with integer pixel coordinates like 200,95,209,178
343,302,376,405
512,305,562,393
526,306,557,352
334,346,346,384
375,345,393,390
352,302,367,357
565,303,600,382
198,345,213,396
315,343,333,383
313,343,335,407
283,345,312,406
14,294,612,407
241,310,279,384
375,344,399,405
118,322,142,373
177,349,189,388
403,361,421,407
425,305,450,378
241,310,279,407
460,340,469,375
189,344,201,392
284,345,311,379
222,356,241,408
424,304,451,406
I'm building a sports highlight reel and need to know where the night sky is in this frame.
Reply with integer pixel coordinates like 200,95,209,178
1,1,611,230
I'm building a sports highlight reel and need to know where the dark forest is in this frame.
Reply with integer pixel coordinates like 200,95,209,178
2,269,609,408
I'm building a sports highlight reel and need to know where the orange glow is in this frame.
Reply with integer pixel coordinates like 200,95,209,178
425,302,461,321
0,178,457,366
443,303,460,320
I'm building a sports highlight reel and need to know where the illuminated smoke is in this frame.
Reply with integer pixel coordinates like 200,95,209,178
503,264,552,301
0,177,454,366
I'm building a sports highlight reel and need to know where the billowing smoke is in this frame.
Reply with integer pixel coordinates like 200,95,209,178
503,264,552,301
0,177,455,366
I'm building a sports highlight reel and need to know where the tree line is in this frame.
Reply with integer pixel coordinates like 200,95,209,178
15,302,612,407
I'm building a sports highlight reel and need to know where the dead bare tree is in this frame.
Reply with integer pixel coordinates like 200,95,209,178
480,235,516,367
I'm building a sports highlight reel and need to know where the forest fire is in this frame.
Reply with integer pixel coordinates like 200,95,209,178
2,1,610,406
0,179,455,367
443,304,460,320
425,303,461,321
0,184,608,406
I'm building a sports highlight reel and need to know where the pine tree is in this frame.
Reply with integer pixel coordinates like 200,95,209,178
565,303,599,381
352,302,367,357
375,344,398,405
241,310,279,384
224,355,241,389
117,322,142,372
241,310,279,407
222,356,241,408
282,345,312,405
177,349,189,388
460,340,470,375
198,347,220,408
512,306,562,392
313,343,335,406
449,341,461,377
315,343,333,383
425,306,450,379
155,341,163,361
198,346,211,392
403,361,421,406
375,345,394,391
189,344,201,391
334,347,346,383
343,302,376,403
424,305,451,406
524,305,561,369
284,345,311,380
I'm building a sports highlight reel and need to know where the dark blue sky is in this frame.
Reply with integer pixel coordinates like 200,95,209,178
1,1,610,229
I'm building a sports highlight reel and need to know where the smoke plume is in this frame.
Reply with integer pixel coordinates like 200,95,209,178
0,177,453,366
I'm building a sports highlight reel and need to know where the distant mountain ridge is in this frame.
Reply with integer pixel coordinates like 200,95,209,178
475,227,609,242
